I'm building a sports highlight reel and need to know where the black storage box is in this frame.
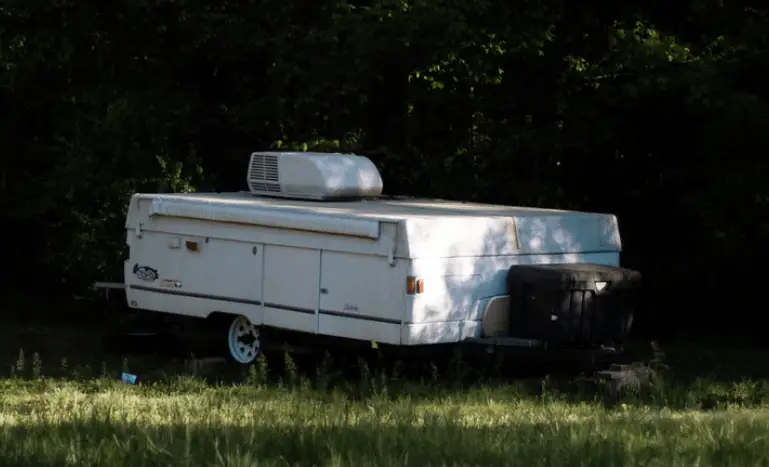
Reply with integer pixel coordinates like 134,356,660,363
507,263,641,349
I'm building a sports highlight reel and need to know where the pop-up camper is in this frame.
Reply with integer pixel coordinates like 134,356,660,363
101,151,641,364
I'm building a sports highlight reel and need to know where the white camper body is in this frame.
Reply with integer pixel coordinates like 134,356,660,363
121,151,626,363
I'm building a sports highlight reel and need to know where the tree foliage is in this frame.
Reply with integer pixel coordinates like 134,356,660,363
1,0,767,337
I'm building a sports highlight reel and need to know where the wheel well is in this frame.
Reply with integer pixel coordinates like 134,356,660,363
206,311,237,326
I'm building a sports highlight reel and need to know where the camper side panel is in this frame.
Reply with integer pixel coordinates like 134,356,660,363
262,245,320,334
124,230,264,325
125,196,404,344
318,251,407,345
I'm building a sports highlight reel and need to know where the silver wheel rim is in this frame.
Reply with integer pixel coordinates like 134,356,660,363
227,316,261,364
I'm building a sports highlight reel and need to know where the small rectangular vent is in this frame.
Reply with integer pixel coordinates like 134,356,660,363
248,153,281,193
250,182,282,192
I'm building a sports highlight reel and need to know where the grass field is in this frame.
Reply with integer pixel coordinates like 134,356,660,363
3,374,769,466
3,318,769,466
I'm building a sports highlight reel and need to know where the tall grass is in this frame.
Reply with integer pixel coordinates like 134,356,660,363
2,349,769,466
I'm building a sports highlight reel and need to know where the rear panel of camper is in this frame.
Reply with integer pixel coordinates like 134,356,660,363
124,195,410,345
397,214,622,345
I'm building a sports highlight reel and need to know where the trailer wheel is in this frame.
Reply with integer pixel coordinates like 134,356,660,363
226,315,262,364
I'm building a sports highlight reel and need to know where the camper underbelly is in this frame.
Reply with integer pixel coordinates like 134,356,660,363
125,230,408,345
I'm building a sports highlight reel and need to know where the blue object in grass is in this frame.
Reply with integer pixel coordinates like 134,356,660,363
121,372,137,384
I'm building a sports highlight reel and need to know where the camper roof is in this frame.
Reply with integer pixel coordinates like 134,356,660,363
137,191,589,222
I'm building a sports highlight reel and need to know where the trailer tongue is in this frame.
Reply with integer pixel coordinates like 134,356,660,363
96,151,641,366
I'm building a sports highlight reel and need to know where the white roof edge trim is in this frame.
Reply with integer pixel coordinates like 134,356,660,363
146,197,381,240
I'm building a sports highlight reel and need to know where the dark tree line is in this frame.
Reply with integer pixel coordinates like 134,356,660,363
2,0,768,339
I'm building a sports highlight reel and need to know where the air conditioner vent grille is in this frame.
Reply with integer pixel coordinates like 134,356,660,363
248,153,281,192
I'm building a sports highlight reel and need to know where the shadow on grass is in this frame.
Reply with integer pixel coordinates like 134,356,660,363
2,417,768,467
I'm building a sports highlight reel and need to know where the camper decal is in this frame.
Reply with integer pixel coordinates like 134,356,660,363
133,264,158,283
159,279,183,289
